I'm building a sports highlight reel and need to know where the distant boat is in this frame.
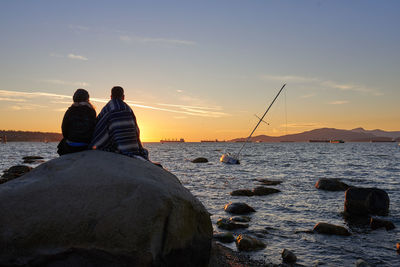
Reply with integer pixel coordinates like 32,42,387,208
370,140,396,143
309,140,329,143
160,138,185,143
330,140,345,143
200,139,225,142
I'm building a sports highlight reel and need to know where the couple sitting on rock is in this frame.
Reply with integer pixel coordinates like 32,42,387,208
57,86,149,160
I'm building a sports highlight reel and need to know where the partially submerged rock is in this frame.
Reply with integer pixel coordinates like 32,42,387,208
344,187,390,216
230,189,254,196
255,178,282,186
235,234,266,251
315,178,350,191
0,150,212,266
282,248,297,263
252,186,281,196
370,217,395,230
191,157,208,163
230,216,251,223
216,218,249,230
213,232,235,243
313,222,351,236
224,202,256,215
0,165,32,184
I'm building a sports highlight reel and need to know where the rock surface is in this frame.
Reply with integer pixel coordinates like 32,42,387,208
255,179,282,186
224,202,256,215
230,189,254,196
313,222,351,236
315,178,349,191
213,232,235,243
235,234,266,251
0,150,212,266
252,186,281,196
344,187,390,216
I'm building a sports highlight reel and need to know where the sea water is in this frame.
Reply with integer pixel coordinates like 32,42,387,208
1,142,399,266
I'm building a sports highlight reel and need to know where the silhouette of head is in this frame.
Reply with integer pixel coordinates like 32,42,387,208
111,86,124,100
73,88,89,102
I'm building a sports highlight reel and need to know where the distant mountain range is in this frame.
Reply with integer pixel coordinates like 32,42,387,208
229,127,400,142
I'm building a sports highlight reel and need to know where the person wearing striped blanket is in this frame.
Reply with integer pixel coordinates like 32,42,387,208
90,86,149,160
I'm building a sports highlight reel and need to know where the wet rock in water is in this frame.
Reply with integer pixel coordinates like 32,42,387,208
370,217,395,230
0,150,212,266
313,222,351,236
191,157,208,163
315,178,350,191
255,178,283,186
344,187,390,216
397,243,400,253
0,165,32,184
252,186,281,196
235,234,266,251
224,202,256,215
217,218,249,230
22,156,44,160
282,248,297,263
213,232,235,243
355,259,372,267
230,216,251,223
230,189,254,196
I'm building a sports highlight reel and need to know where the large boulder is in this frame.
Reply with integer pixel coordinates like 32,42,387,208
235,234,265,251
224,202,255,215
344,187,390,216
0,150,212,266
315,178,349,191
313,222,351,236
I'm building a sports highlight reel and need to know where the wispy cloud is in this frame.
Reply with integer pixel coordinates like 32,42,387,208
176,90,183,93
68,24,90,32
120,35,196,46
41,79,89,87
68,54,88,61
0,89,227,118
0,97,26,102
11,104,47,110
300,93,316,98
328,100,349,105
260,74,382,96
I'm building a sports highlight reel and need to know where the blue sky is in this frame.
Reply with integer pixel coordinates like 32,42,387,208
1,1,399,141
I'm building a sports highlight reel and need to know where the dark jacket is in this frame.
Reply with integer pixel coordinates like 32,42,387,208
57,103,96,155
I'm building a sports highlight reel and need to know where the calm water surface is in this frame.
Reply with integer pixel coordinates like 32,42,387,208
1,142,399,266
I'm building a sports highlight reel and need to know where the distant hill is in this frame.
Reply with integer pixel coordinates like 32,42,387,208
229,127,400,142
0,130,62,142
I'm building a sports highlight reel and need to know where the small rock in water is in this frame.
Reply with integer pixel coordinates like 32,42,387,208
224,202,256,215
370,217,395,231
235,234,266,251
252,186,281,196
282,248,297,263
315,178,349,191
396,243,400,253
191,157,208,163
344,187,390,216
255,178,282,186
355,259,372,267
313,222,351,236
230,216,251,223
216,218,249,230
230,189,254,196
213,232,235,243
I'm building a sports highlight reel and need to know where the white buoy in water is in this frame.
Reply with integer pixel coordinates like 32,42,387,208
220,153,240,164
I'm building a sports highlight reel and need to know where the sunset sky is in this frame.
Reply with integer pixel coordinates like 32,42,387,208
1,1,399,142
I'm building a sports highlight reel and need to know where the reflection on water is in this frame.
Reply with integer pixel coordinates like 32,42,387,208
1,142,399,266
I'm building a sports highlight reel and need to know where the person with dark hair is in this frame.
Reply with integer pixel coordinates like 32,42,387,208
90,86,149,160
57,89,96,155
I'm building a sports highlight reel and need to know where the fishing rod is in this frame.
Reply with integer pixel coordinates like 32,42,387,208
235,83,286,160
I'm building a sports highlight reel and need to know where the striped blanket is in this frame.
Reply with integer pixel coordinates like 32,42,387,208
90,98,148,159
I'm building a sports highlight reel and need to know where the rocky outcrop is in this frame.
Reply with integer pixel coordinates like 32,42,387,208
0,150,212,267
224,202,256,215
191,157,208,163
235,234,266,251
370,217,395,230
213,232,235,243
315,178,350,191
344,187,390,216
0,165,32,184
313,222,351,236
